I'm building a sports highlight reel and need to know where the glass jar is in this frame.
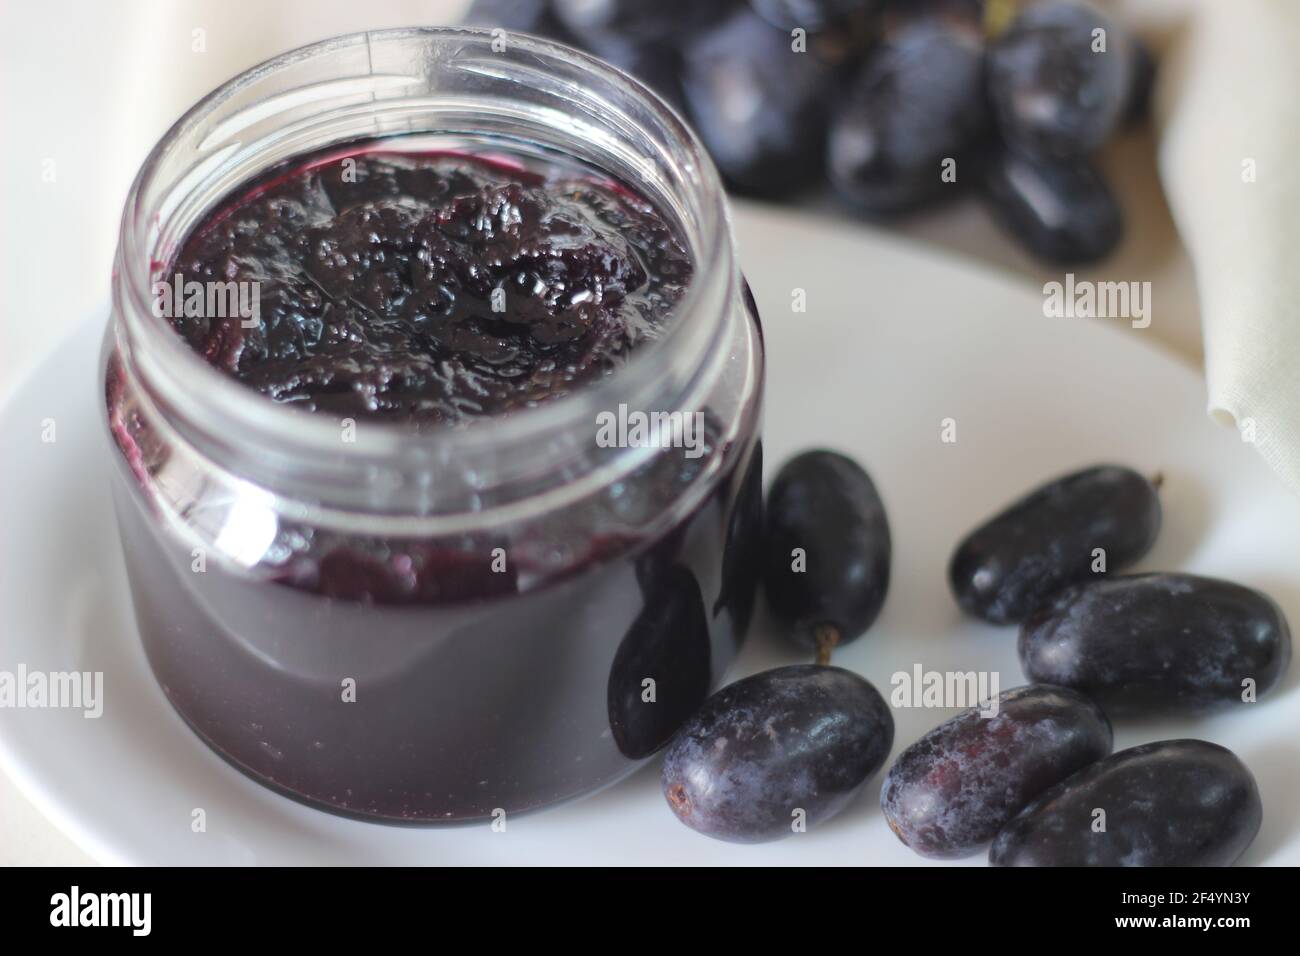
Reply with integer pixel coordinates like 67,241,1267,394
102,27,764,823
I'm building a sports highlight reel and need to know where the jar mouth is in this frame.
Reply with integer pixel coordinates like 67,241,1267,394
113,26,738,507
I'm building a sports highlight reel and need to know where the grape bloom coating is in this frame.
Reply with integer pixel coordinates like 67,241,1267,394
881,684,1112,858
661,665,894,843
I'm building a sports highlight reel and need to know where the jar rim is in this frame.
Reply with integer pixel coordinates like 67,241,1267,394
112,26,738,503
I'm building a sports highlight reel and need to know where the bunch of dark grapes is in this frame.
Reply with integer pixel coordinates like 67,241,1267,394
464,0,1155,264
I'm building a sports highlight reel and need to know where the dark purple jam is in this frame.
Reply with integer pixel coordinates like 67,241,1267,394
167,146,691,424
109,141,762,823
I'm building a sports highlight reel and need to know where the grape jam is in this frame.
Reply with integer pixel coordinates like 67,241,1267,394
108,142,763,822
166,146,692,425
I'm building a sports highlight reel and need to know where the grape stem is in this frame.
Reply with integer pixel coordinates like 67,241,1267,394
1151,472,1165,491
814,625,840,666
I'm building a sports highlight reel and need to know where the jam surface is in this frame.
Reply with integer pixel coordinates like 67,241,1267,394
168,146,692,424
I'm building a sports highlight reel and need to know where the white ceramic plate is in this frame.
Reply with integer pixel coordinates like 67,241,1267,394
3,202,1298,865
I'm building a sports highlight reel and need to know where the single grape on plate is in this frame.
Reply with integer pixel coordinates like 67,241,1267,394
763,449,891,657
1020,573,1292,713
949,464,1160,624
882,684,1112,859
662,664,894,843
990,740,1263,866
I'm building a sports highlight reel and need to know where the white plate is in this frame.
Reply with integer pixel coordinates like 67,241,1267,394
3,202,1298,866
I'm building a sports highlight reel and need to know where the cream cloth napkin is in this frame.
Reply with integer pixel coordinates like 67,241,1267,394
1152,0,1300,495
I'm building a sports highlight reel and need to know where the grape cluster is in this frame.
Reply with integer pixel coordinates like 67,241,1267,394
464,0,1154,263
638,448,1286,863
927,465,1284,863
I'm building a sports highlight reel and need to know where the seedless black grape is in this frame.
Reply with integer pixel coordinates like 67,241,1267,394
1020,573,1292,713
882,685,1112,858
763,450,891,657
949,464,1159,624
662,665,894,843
991,740,1263,866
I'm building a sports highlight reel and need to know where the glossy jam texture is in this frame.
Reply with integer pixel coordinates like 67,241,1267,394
167,146,692,424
